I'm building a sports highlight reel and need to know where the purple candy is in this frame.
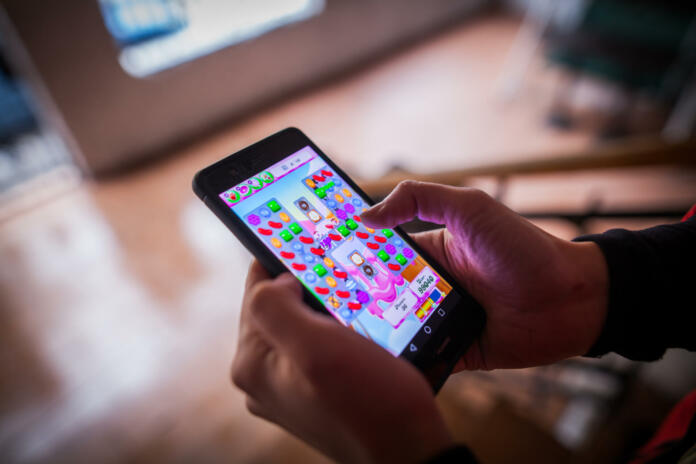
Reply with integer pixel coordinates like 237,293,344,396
344,203,355,214
356,290,369,303
336,209,347,220
385,244,396,255
247,214,260,226
403,247,414,259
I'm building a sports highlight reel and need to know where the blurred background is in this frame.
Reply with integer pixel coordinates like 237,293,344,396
1,0,696,462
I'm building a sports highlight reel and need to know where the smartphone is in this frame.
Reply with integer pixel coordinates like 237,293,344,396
193,128,485,391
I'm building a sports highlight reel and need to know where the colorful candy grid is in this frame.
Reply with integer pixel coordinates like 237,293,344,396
244,197,371,324
302,167,418,275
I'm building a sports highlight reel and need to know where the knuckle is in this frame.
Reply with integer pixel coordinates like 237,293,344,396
246,281,279,314
245,396,268,419
465,188,492,206
230,358,252,391
395,179,421,194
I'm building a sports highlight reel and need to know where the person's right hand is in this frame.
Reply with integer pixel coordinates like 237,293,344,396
361,181,609,371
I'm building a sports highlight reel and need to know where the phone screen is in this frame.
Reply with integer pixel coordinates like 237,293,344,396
219,146,457,356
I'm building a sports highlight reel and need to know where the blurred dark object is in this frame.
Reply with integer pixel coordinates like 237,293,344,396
0,44,75,199
548,0,696,98
0,54,36,144
499,0,696,140
545,0,696,139
98,0,187,45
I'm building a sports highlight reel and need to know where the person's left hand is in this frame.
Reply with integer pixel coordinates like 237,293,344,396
232,260,454,464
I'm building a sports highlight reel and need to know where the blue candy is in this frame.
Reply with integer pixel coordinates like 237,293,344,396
351,198,362,206
259,208,271,217
304,273,316,283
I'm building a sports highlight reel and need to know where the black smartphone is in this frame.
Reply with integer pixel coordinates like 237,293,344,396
192,128,485,391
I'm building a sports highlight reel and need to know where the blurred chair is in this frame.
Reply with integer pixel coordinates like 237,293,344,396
499,0,696,139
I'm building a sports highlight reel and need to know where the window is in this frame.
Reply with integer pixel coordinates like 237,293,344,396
99,0,325,77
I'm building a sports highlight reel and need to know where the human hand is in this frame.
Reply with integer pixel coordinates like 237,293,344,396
361,181,608,370
232,260,454,464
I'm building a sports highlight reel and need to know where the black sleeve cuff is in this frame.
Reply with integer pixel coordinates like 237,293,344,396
574,227,674,361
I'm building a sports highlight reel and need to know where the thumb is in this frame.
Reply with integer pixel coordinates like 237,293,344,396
361,181,489,230
246,273,340,356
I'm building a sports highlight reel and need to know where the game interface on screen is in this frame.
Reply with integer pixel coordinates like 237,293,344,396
220,146,452,355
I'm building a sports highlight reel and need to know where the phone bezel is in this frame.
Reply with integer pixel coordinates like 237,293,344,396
192,127,485,391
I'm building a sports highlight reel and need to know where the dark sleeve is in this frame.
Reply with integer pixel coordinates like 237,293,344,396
424,445,478,464
574,216,696,361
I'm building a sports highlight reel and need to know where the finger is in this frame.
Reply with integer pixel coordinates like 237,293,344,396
410,230,448,266
245,259,271,293
453,339,489,371
231,330,274,394
245,272,330,357
361,181,489,229
244,395,274,421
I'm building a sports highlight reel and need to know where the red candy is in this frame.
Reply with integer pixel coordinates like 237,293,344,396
336,290,350,298
258,228,272,236
321,170,333,177
268,221,282,229
366,242,379,250
333,269,347,279
310,247,325,256
348,302,362,310
312,174,326,182
292,263,307,271
325,224,334,229
280,251,295,259
315,286,329,295
374,236,387,243
299,236,314,244
388,263,401,271
356,231,369,239
329,233,342,241
353,215,361,222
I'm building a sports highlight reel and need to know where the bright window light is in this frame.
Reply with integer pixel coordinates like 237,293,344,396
100,0,325,78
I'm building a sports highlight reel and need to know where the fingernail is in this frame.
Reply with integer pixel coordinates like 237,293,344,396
361,203,380,220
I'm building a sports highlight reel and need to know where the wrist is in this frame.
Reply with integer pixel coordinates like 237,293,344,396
563,240,609,355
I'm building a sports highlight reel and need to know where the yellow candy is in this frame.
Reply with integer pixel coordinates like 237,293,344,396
326,276,337,287
271,238,282,248
342,188,352,198
323,257,335,268
279,212,290,223
362,207,367,212
335,194,344,203
305,179,316,189
366,227,375,233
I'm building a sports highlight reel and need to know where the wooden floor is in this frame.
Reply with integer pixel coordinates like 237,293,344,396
2,13,696,464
